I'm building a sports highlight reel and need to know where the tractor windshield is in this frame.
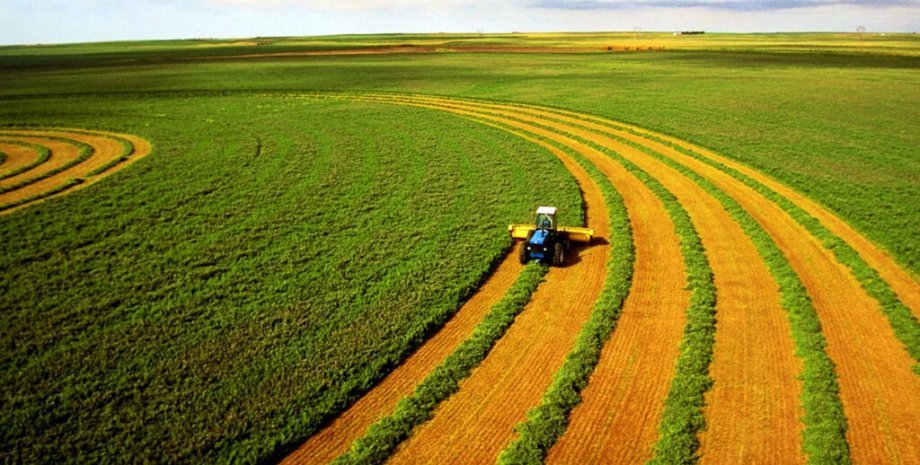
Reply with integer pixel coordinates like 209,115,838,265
536,213,555,230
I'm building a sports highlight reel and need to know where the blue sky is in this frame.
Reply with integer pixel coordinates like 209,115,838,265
1,0,917,45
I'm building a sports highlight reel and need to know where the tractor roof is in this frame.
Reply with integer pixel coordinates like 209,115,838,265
536,206,557,216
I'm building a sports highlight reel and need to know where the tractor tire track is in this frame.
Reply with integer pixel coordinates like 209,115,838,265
280,256,523,465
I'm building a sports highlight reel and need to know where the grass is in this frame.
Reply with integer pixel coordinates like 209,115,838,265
2,39,915,274
0,96,583,464
334,262,548,465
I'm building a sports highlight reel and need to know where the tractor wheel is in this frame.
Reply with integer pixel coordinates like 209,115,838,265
553,242,565,266
518,242,529,265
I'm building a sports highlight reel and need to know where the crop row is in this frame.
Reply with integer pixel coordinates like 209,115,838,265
495,129,635,464
334,262,547,465
0,134,91,196
0,139,50,181
608,134,850,464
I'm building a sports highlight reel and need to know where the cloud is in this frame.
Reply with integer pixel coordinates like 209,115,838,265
529,0,915,11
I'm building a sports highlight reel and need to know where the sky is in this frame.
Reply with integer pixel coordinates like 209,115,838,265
1,0,918,46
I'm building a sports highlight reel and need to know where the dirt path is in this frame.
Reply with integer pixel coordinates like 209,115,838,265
0,142,42,178
0,129,149,213
280,256,524,465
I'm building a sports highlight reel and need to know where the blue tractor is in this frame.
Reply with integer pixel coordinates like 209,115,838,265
508,206,594,266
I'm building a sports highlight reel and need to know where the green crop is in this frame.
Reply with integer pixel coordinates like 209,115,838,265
0,33,916,464
0,96,582,464
335,262,547,465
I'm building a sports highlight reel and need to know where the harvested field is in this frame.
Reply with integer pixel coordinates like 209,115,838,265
0,128,149,213
3,33,918,465
283,94,918,465
280,256,523,465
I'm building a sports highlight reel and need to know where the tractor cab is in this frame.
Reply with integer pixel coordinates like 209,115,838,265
535,206,557,231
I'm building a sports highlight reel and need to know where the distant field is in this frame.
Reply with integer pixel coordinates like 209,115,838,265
1,33,917,464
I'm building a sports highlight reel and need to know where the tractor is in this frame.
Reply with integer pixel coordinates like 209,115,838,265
508,206,594,266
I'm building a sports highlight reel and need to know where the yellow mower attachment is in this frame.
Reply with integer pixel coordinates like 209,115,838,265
508,224,594,243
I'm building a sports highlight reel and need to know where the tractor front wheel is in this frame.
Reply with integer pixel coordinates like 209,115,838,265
519,242,529,265
553,242,565,266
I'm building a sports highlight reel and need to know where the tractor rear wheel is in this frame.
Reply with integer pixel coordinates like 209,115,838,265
553,242,565,266
519,242,529,264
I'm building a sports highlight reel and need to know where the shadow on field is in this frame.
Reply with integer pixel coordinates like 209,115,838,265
562,236,608,268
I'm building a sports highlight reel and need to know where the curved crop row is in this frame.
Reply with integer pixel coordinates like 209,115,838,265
496,133,635,464
301,93,918,465
575,121,920,372
334,262,547,465
497,98,915,464
609,135,849,463
0,129,147,213
0,135,91,195
0,140,50,181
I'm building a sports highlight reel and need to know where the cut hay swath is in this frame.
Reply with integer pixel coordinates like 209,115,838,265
0,128,150,213
283,93,918,465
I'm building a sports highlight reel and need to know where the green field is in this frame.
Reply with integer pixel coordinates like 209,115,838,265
1,33,918,463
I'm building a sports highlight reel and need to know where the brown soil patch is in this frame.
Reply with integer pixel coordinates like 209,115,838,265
280,256,524,465
0,142,43,178
0,129,150,214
